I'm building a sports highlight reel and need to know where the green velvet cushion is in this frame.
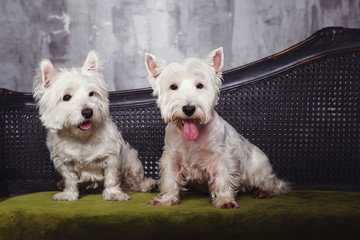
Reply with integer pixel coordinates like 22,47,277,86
1,190,359,240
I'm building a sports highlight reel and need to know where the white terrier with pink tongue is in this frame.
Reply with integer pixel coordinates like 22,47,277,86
145,48,290,209
33,51,156,201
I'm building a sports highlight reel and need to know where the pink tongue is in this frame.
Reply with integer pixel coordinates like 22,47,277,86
79,121,91,130
182,120,199,141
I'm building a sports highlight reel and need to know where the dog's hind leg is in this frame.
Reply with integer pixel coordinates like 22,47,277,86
247,149,291,199
121,143,158,192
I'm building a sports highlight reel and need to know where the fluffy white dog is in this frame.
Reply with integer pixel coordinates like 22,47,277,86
145,48,290,209
33,51,156,201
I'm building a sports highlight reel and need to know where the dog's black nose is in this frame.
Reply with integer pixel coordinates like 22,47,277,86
182,105,196,117
81,108,93,119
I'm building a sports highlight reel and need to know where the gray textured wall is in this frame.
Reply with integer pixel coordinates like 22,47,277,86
1,0,359,92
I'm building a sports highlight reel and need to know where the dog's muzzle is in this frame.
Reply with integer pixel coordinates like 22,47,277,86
180,105,199,141
79,108,93,131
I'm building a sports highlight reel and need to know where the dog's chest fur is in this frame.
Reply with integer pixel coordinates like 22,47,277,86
165,111,230,182
46,120,122,180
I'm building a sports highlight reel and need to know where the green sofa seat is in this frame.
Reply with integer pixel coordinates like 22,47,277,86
1,190,359,240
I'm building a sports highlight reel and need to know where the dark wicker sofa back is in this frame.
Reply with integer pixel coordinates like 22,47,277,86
1,27,359,197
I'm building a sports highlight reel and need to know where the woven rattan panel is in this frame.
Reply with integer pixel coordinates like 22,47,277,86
217,51,360,188
0,108,59,181
110,105,165,179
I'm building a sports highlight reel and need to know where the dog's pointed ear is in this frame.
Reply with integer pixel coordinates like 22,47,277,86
145,53,167,94
39,59,56,89
145,53,166,79
83,50,100,72
206,47,224,76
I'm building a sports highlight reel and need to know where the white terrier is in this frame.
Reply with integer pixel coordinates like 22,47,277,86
145,48,290,209
33,51,156,201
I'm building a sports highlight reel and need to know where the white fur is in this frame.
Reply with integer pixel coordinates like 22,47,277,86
33,50,156,201
145,47,290,209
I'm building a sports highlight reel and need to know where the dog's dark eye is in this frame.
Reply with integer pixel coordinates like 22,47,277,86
63,95,72,101
89,92,94,97
170,84,178,90
196,83,204,89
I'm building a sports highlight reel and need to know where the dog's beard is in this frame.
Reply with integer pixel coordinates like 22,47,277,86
162,102,213,142
62,119,96,139
62,108,106,138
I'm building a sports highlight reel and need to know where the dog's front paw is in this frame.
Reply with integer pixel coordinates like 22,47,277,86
148,196,179,206
53,191,79,201
102,188,130,201
212,197,239,209
219,201,239,209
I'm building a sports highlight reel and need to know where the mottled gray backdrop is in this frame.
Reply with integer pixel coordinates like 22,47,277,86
1,0,359,92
